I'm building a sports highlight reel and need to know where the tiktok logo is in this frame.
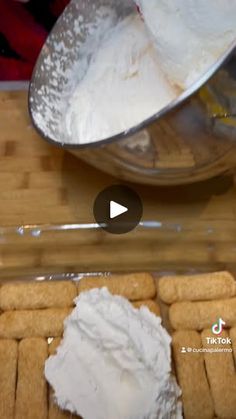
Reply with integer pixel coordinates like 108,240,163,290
212,318,226,335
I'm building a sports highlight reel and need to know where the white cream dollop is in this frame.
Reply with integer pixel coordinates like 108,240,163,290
45,288,182,419
136,0,236,89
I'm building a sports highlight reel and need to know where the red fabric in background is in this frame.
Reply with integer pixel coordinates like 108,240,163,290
0,0,69,80
50,0,69,16
0,56,33,80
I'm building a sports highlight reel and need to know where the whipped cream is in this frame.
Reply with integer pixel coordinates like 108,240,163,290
45,288,182,419
136,0,236,89
64,14,177,144
64,1,236,144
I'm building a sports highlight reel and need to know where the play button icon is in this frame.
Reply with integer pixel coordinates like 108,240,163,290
110,201,128,219
93,185,143,234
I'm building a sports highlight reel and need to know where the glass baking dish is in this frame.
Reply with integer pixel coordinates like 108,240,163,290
0,220,235,279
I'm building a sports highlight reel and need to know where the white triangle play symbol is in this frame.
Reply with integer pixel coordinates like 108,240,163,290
110,201,128,219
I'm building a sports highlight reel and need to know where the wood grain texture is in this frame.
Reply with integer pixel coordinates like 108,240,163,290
0,91,236,225
2,91,236,274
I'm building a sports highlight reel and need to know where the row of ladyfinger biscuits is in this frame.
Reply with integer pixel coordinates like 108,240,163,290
158,271,236,419
0,337,79,419
173,329,236,419
0,273,160,339
0,273,158,419
158,271,236,330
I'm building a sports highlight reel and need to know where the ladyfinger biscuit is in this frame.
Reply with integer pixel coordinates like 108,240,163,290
48,339,80,419
170,298,236,330
15,338,48,419
229,327,236,363
0,308,72,339
78,273,156,301
0,280,77,310
159,271,236,304
201,329,236,418
172,330,214,419
48,338,71,419
132,300,160,316
0,339,18,419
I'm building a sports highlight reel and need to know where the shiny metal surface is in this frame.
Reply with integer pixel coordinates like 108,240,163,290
29,0,236,185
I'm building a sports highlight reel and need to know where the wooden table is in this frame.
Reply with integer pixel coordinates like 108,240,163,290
1,90,236,227
1,90,236,274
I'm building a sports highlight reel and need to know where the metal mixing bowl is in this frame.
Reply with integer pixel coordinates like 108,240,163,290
29,0,236,185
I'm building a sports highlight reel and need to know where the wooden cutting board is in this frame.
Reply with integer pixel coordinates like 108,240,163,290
1,90,236,228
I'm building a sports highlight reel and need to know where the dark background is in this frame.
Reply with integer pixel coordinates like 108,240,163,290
0,0,69,80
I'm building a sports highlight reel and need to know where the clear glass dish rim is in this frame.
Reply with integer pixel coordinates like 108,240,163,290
0,220,233,240
0,219,235,279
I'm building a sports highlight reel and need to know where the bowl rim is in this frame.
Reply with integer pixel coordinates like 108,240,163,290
28,17,236,150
